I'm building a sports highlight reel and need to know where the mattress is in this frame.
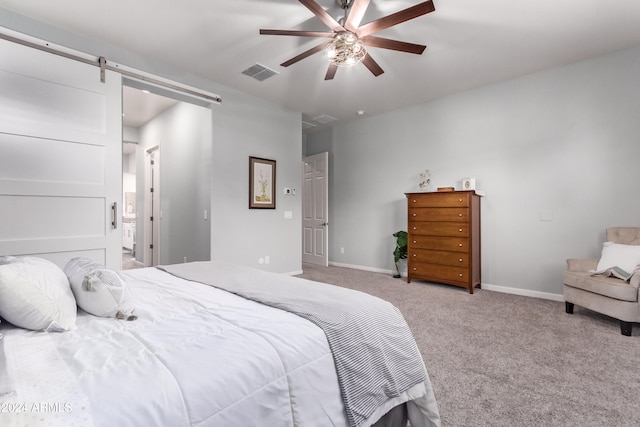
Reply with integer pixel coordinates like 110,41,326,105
0,263,439,427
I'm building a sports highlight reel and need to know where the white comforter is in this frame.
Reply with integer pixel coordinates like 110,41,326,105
0,266,439,427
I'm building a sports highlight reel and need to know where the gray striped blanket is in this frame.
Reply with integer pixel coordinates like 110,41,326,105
159,261,429,427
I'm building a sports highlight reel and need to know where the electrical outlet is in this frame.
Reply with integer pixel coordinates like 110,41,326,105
340,247,345,254
265,255,270,264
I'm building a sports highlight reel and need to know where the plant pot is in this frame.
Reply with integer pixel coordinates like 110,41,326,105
392,262,401,278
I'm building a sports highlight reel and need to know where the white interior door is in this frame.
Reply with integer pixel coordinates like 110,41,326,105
302,152,329,266
0,37,122,269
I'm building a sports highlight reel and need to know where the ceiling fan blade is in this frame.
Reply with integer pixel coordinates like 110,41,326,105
260,29,336,38
281,40,332,67
299,0,345,32
344,0,371,32
357,0,435,38
362,54,384,77
325,64,338,80
361,35,426,55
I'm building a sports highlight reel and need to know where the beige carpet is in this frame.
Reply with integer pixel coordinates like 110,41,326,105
297,263,640,427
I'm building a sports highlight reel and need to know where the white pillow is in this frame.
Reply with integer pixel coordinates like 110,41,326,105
0,256,77,332
596,242,640,277
64,257,135,319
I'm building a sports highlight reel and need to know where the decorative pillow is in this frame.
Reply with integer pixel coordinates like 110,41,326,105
63,257,136,319
592,242,640,281
0,332,14,397
0,256,77,332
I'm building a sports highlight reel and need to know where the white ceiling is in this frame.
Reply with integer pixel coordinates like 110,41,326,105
2,0,640,128
122,86,178,128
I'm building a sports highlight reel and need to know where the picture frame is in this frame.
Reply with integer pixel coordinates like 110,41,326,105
249,156,276,209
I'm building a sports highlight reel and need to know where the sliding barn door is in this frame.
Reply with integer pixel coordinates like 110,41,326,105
0,37,122,269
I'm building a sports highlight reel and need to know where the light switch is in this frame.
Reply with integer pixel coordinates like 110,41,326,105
284,211,293,219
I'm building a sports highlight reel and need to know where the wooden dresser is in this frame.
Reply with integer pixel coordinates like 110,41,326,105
405,190,481,294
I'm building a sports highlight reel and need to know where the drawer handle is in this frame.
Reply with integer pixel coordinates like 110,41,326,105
413,227,417,230
458,198,462,202
459,228,463,232
459,244,463,247
413,267,417,271
412,199,417,203
459,274,463,277
459,213,463,217
412,213,417,217
413,240,417,244
459,259,463,262
413,254,417,257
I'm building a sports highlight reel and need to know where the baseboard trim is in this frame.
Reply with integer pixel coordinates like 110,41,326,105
482,283,563,301
284,270,304,276
329,261,393,275
327,262,564,302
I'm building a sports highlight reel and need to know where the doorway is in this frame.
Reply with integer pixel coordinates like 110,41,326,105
122,141,142,269
121,84,177,269
302,152,329,266
121,80,212,268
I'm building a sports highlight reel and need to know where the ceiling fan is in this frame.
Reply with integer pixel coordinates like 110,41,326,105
260,0,435,80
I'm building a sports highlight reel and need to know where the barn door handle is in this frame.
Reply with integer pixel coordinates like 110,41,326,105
111,202,118,229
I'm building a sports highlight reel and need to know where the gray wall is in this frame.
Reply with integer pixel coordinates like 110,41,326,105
137,102,212,265
211,89,302,274
1,9,303,275
310,44,640,297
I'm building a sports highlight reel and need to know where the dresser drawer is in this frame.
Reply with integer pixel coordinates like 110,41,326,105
409,221,469,237
407,193,470,208
409,236,469,252
409,249,469,267
409,207,468,222
409,263,469,284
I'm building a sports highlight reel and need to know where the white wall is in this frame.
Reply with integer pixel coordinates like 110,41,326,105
311,44,640,297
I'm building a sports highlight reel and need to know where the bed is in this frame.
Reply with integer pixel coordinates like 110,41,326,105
0,257,440,427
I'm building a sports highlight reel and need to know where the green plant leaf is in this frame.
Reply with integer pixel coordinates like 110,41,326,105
393,230,408,262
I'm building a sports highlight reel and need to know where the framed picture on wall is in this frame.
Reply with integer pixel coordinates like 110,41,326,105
249,156,276,209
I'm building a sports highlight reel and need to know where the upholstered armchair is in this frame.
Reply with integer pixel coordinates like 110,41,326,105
563,227,640,336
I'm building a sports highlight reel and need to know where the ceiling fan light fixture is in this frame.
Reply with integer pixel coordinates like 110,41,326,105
326,31,366,67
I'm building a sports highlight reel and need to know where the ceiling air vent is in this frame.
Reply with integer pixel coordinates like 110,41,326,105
242,63,279,81
312,114,337,125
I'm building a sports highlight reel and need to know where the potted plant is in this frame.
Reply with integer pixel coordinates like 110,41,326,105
392,230,408,278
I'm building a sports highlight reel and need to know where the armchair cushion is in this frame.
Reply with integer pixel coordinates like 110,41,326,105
563,270,638,302
566,258,598,272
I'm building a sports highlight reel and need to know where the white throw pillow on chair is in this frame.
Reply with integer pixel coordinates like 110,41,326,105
594,242,640,280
